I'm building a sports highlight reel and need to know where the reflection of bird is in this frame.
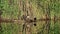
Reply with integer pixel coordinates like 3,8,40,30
22,15,37,32
34,23,36,26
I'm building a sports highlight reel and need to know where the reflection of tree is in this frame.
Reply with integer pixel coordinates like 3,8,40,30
36,0,51,34
0,0,4,32
9,0,14,5
36,0,44,9
0,6,3,34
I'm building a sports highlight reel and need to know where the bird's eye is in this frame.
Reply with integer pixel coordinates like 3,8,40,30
34,18,36,20
34,18,36,22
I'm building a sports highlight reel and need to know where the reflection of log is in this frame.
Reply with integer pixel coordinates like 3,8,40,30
0,18,14,23
0,16,60,23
